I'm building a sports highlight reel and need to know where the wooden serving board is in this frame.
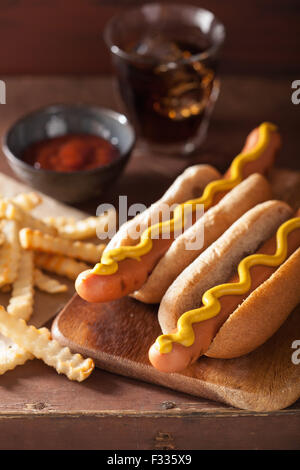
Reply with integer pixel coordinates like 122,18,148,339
52,294,300,412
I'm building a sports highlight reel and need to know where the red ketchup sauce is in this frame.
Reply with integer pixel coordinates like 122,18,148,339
22,134,120,172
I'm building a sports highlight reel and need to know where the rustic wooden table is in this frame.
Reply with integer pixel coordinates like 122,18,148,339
0,76,299,450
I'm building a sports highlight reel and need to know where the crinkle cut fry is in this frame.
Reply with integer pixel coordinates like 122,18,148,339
34,268,68,293
0,220,21,287
20,228,104,263
57,212,113,240
0,328,51,375
43,210,114,240
7,250,34,321
0,199,57,235
1,249,34,374
0,336,33,374
0,307,94,381
34,253,90,280
43,216,76,228
11,192,42,211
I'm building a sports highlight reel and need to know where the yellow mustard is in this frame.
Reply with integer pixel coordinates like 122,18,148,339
155,216,300,353
93,122,277,275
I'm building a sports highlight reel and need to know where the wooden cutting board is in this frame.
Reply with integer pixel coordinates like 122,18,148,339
52,294,300,412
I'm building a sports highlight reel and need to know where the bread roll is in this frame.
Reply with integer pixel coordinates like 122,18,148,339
158,200,293,334
207,247,300,358
105,164,220,250
133,173,272,303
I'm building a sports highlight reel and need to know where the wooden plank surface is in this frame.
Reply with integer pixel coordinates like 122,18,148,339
0,348,299,449
0,75,299,449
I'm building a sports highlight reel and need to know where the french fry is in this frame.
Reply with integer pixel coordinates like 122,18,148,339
1,249,45,376
7,250,34,321
0,191,101,378
34,268,68,294
20,228,105,263
43,209,114,240
56,217,100,239
0,333,33,374
0,306,94,381
0,327,51,375
0,220,21,287
34,253,90,280
43,216,76,228
0,199,57,235
12,192,42,211
57,212,113,240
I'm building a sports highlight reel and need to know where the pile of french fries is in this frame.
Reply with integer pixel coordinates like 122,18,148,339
0,192,110,382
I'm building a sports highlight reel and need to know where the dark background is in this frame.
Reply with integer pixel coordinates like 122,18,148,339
0,0,299,75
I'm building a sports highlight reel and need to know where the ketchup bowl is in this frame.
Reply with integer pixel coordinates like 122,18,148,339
2,104,135,203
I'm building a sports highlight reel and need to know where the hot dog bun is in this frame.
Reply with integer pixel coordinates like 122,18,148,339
76,123,280,305
206,247,300,358
132,173,272,303
105,164,220,251
149,202,299,373
158,200,293,334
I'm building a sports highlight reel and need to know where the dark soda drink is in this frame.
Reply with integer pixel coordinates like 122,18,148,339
115,34,217,146
105,4,225,154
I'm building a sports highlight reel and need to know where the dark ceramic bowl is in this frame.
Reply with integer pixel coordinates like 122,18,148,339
2,104,135,203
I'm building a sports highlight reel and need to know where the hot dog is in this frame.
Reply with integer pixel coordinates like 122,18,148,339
76,122,281,304
105,164,221,250
75,164,220,303
132,173,271,303
149,201,300,373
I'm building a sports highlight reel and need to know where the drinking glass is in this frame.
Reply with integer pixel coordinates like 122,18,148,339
104,3,225,155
